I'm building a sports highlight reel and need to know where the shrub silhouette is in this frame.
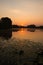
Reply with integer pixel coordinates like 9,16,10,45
27,24,36,28
0,17,12,29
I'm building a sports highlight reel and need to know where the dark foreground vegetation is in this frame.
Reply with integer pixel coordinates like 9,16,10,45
0,38,43,65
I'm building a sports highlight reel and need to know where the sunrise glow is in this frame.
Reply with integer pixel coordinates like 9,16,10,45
0,0,43,26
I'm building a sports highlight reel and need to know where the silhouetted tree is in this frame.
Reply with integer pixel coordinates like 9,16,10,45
27,24,36,28
0,19,2,29
12,25,19,28
39,26,43,29
0,17,12,29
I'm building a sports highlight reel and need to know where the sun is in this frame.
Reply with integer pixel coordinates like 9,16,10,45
21,24,24,26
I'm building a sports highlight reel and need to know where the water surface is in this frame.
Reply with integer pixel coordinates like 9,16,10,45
12,28,43,43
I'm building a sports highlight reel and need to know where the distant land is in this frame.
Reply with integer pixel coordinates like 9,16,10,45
12,24,43,29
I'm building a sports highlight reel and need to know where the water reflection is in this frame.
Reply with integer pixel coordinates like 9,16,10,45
12,28,20,32
0,29,12,39
12,28,43,43
0,28,43,42
27,28,36,32
39,29,43,31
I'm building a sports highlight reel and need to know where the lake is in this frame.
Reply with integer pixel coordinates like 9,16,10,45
12,28,43,43
0,28,43,43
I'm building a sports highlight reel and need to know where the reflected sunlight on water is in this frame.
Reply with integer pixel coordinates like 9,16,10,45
12,28,43,43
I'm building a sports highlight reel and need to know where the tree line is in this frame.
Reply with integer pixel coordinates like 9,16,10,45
0,17,43,29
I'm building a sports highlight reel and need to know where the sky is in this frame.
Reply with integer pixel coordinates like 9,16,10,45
0,0,43,26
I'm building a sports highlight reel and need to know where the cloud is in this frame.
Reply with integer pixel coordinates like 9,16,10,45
10,9,21,14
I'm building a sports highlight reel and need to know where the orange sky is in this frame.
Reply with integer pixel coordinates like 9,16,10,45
0,0,43,26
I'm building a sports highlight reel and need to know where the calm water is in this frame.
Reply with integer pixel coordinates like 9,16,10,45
0,28,43,43
12,28,43,43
